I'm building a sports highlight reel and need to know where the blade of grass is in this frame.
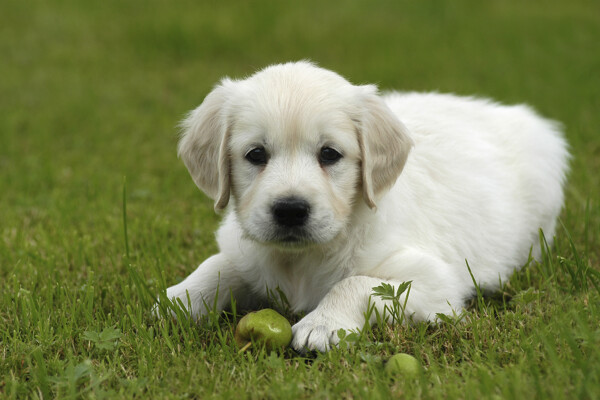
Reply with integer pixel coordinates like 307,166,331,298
122,176,130,260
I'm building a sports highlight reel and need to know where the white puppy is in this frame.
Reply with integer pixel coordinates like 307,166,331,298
165,61,568,352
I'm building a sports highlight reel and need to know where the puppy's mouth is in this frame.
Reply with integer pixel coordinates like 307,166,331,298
241,201,338,249
261,197,321,247
270,229,315,247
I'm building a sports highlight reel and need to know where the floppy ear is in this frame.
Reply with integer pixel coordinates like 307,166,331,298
357,86,414,209
178,80,234,212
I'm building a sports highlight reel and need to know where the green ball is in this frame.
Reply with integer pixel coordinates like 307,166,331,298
235,309,292,351
385,353,422,378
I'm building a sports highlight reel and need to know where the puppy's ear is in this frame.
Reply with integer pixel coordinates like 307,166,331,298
357,86,414,209
178,80,234,212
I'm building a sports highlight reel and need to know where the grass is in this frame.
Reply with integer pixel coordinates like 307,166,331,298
1,0,599,398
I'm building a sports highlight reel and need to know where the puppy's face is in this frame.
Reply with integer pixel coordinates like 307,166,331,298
228,91,362,247
178,62,413,249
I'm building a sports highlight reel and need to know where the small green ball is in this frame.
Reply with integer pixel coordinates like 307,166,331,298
235,309,292,351
384,353,422,378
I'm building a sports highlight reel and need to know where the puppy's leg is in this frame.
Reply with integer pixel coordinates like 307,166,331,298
158,253,245,320
291,250,469,352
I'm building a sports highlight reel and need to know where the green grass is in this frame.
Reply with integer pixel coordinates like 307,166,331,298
1,0,599,398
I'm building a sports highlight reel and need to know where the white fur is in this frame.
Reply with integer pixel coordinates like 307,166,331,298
165,61,569,352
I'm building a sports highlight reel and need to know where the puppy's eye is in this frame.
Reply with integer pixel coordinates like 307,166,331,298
245,147,268,165
319,147,343,166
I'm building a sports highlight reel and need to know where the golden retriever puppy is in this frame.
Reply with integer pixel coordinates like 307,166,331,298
164,61,569,352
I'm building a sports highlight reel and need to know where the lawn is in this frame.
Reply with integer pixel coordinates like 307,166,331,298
1,0,599,398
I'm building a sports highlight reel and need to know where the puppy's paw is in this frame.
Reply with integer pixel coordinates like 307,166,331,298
151,302,163,319
291,310,356,353
152,286,197,320
151,298,179,319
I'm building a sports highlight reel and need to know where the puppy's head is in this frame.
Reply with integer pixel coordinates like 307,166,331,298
178,61,413,247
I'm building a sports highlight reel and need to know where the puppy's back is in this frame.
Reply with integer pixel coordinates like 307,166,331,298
378,92,569,285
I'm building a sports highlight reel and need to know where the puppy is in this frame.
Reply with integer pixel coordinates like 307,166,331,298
165,61,569,352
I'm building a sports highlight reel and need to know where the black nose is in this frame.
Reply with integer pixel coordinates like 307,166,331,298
272,198,311,227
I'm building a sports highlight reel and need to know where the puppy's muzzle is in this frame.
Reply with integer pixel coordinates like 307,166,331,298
272,197,311,227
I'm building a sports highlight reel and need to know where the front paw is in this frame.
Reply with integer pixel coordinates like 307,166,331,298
151,292,183,320
153,286,199,320
291,310,356,353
